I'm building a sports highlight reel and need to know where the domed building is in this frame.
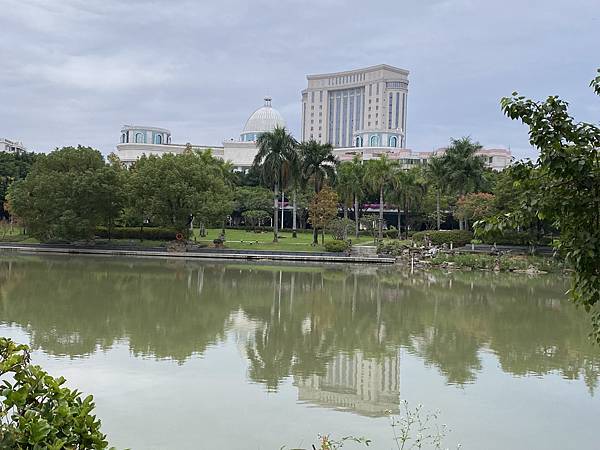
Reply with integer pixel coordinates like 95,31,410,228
223,97,286,170
116,97,286,171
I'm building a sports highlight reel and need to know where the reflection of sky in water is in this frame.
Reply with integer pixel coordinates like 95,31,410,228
0,255,598,449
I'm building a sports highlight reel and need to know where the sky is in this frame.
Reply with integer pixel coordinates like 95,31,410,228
1,0,598,161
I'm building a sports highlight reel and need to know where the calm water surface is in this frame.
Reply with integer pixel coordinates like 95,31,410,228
0,254,598,449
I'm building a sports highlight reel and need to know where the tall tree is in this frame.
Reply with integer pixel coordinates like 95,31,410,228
0,149,38,221
442,137,487,229
298,139,337,244
363,155,394,240
389,167,427,239
478,69,600,341
425,156,447,230
253,127,298,243
7,146,123,242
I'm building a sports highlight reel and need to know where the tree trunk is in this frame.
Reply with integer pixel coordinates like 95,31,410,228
436,189,441,230
343,204,348,220
378,186,384,240
292,189,297,238
321,228,325,245
397,207,402,239
273,182,279,243
354,194,360,238
405,199,410,240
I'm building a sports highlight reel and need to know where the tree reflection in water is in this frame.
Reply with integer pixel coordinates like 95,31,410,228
0,255,598,416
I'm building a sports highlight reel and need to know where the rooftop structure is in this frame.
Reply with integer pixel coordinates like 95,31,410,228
1,138,28,153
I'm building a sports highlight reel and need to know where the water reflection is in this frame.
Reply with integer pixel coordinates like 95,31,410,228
0,255,598,419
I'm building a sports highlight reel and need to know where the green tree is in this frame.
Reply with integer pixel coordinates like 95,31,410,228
0,149,38,222
253,126,298,243
389,167,427,239
233,186,272,222
477,69,600,341
299,139,337,244
308,186,339,245
425,156,447,230
455,192,497,226
363,155,395,239
129,150,233,236
442,137,487,229
7,146,122,242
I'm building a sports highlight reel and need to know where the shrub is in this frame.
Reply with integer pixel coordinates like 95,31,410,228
377,240,411,256
480,230,553,246
324,240,350,252
327,218,355,240
96,226,177,241
413,230,473,247
384,229,401,239
0,338,110,448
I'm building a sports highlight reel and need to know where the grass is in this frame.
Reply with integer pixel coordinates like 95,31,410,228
1,227,374,253
192,228,373,252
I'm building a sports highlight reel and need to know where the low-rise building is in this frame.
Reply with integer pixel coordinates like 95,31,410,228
1,138,28,153
116,97,285,170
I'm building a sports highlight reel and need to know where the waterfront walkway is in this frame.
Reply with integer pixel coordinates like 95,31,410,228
0,242,395,264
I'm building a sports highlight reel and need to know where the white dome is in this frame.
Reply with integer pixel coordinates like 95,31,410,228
242,97,286,134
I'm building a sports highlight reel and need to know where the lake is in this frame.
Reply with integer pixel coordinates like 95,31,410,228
0,254,598,449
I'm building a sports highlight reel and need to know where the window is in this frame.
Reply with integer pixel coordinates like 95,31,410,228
370,135,379,146
154,134,162,144
389,136,398,147
121,133,127,143
135,132,144,143
355,136,361,147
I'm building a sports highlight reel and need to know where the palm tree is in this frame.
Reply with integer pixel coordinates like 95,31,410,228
425,156,447,230
336,156,365,238
363,155,395,240
396,167,427,239
253,126,298,242
298,140,337,244
442,137,487,230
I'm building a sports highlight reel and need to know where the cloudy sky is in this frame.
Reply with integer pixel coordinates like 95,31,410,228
1,0,598,160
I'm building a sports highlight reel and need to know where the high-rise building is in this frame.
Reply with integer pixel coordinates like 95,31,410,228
301,64,409,148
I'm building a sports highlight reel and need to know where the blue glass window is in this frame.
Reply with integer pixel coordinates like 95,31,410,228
135,133,144,143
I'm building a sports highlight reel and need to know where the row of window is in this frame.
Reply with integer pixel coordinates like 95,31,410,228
120,132,168,144
354,135,399,147
328,73,365,86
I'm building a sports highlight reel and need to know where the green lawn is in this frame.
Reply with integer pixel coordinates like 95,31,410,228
193,228,374,252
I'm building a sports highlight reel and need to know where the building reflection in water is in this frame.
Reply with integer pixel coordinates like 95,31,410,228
294,351,400,417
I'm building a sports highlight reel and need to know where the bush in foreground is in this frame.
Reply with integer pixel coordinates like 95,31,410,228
0,338,111,449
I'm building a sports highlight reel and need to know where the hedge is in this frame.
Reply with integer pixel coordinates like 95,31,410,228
324,240,350,252
96,226,178,241
412,230,473,247
480,231,553,246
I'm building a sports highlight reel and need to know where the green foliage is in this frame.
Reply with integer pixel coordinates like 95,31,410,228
428,253,563,272
128,150,234,235
478,69,600,341
323,240,350,252
234,186,272,214
253,126,298,242
377,240,412,256
455,192,497,222
0,338,111,449
441,137,488,195
413,230,473,247
7,146,124,242
298,140,336,193
95,226,177,241
241,210,270,228
327,218,355,240
0,150,38,220
308,186,339,233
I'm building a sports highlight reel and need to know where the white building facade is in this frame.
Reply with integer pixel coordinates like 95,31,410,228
301,64,409,148
1,138,28,153
116,98,285,170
